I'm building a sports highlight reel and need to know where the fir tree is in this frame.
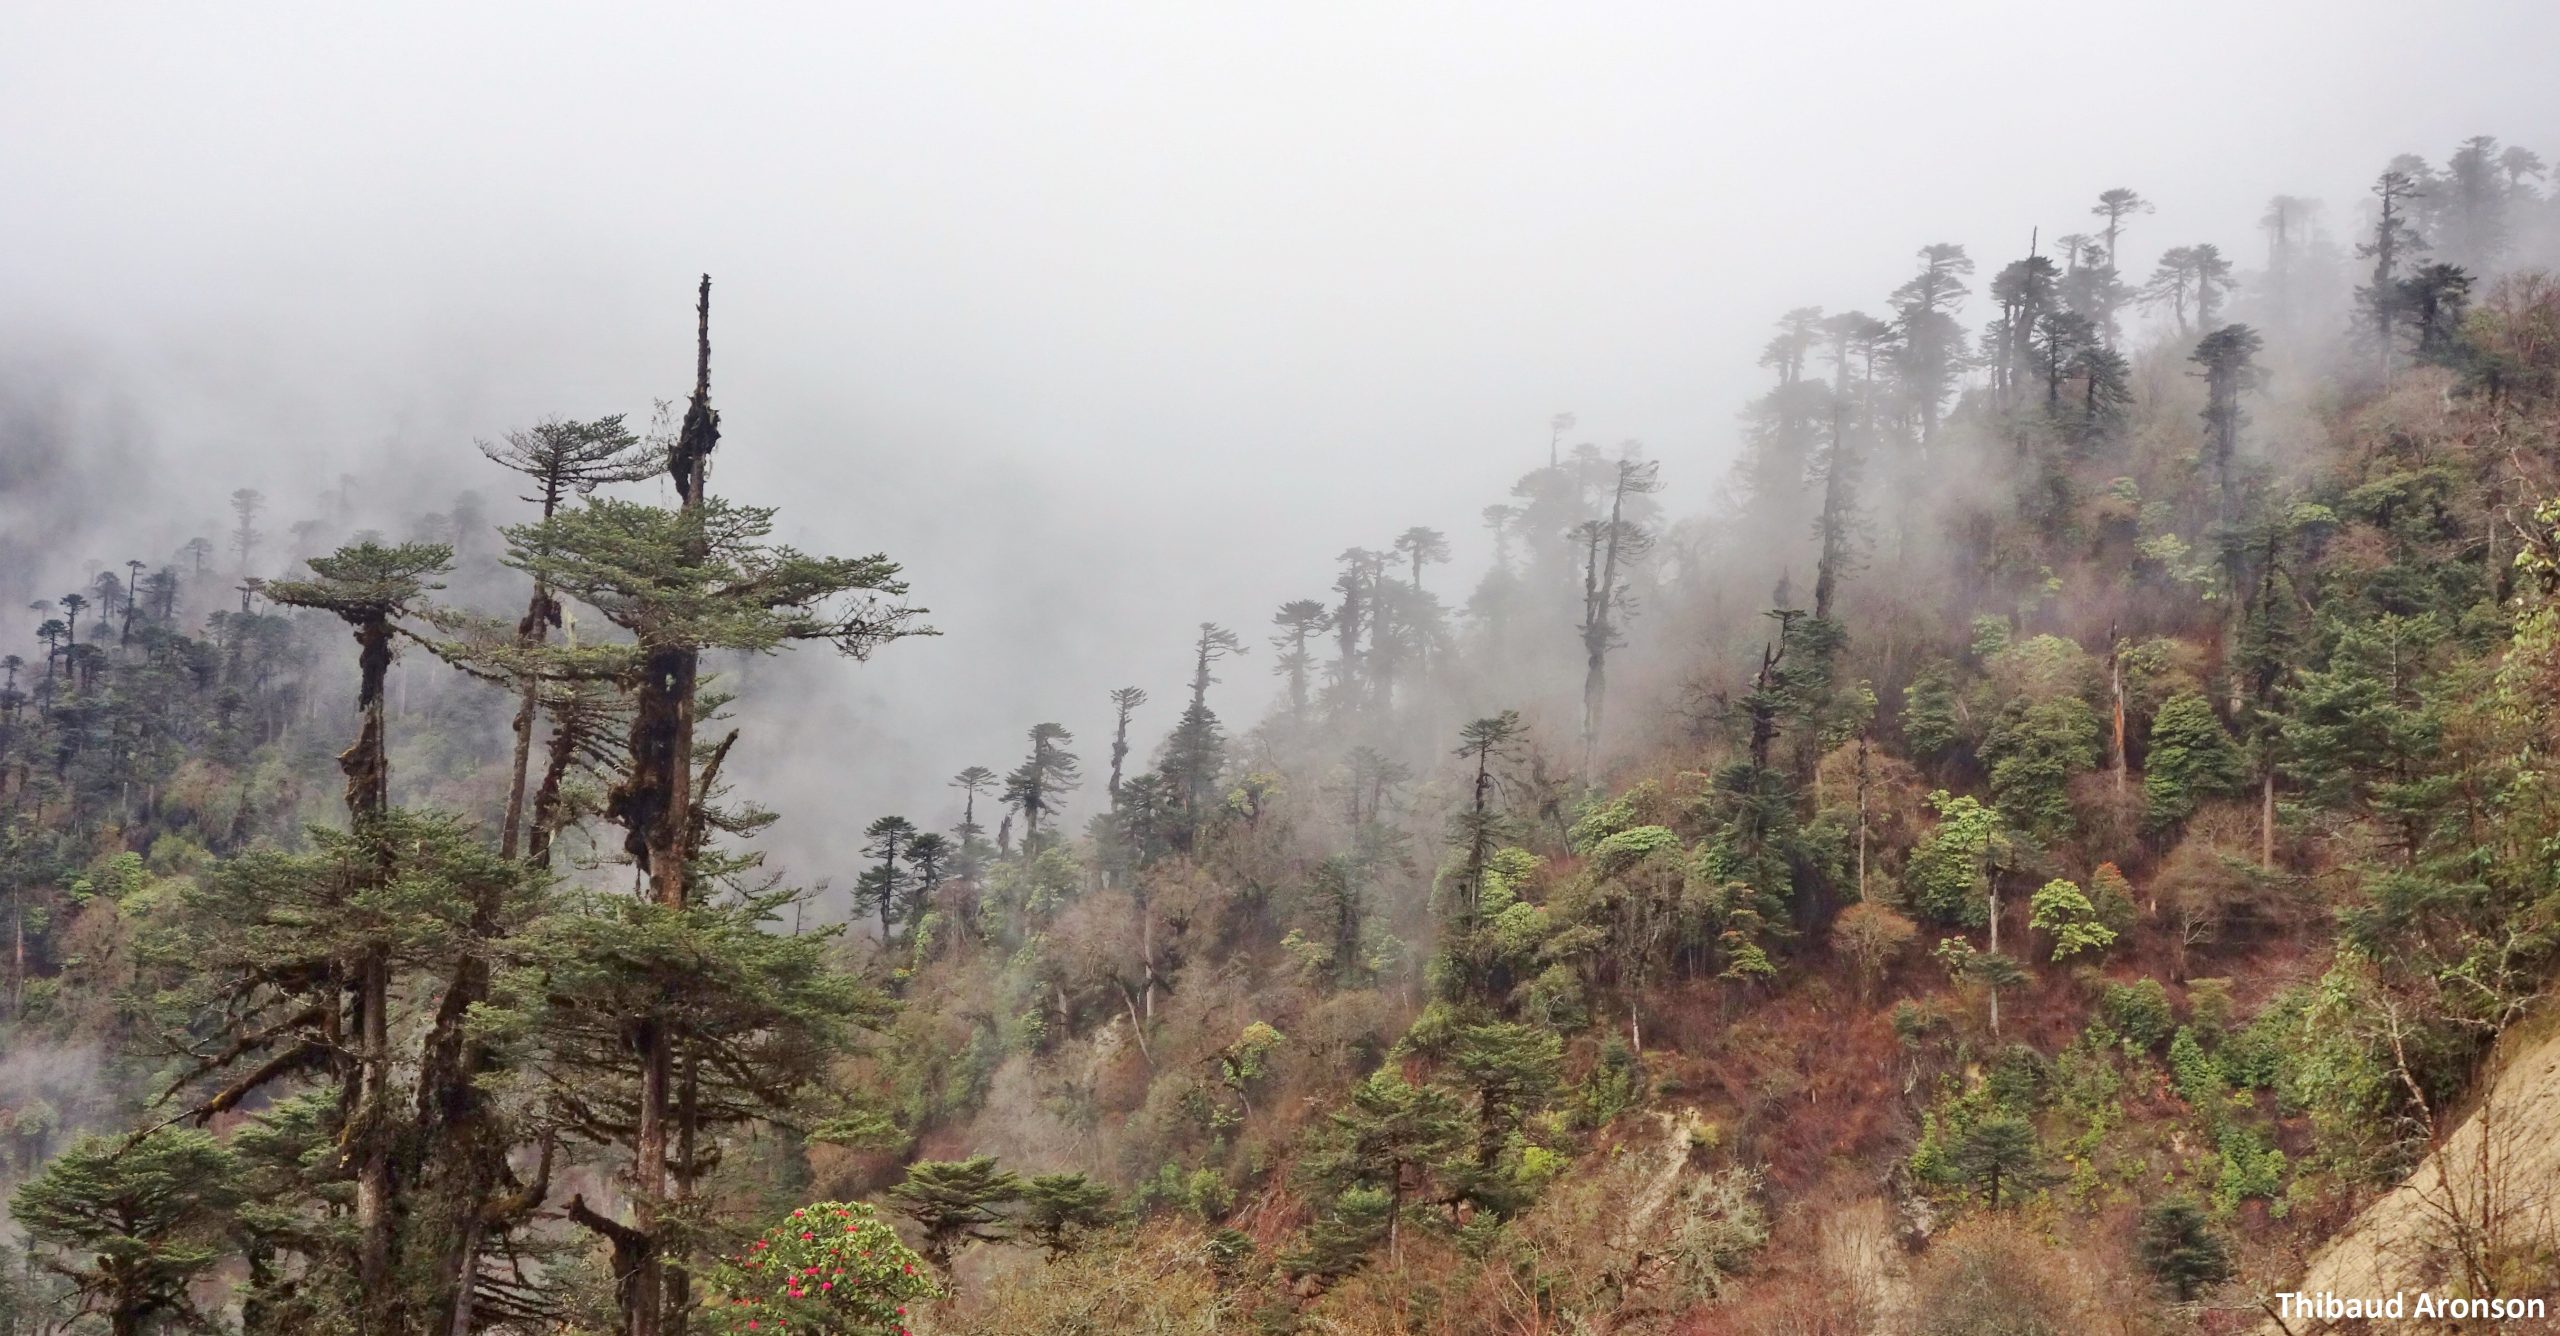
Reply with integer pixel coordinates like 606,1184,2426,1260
2142,691,2248,831
857,815,918,942
1019,1173,1117,1256
1003,723,1081,851
887,1156,1024,1270
10,1130,243,1336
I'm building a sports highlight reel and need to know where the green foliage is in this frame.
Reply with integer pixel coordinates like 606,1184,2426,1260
66,851,148,905
2218,996,2292,1091
1133,1164,1234,1223
2136,1197,2232,1299
1905,792,2007,926
2086,862,2139,933
2050,1028,2128,1199
1913,1075,2045,1211
1020,1174,1119,1256
1565,781,1659,854
9,1129,242,1334
2098,978,2175,1054
886,1156,1025,1267
2027,878,2117,960
2277,613,2445,819
1285,1185,1391,1280
1223,1022,1284,1085
1446,1021,1565,1213
705,1201,938,1335
1950,1112,2041,1209
1303,1070,1469,1222
482,881,890,1161
1982,695,2099,840
984,846,1084,924
2208,1124,2288,1216
1573,1039,1642,1130
2142,692,2247,830
264,539,452,620
1968,616,2013,661
2167,1027,2222,1106
505,495,921,657
1900,658,1963,760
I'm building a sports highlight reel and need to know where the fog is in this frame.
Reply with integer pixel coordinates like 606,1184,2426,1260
4,2,2555,879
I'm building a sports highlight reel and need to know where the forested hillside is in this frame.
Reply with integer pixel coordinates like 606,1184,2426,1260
6,136,2560,1336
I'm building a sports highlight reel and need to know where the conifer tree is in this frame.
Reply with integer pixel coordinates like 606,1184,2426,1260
1741,308,1830,513
263,538,455,1305
2142,244,2235,335
1269,599,1330,722
1327,548,1375,709
1020,1173,1116,1256
2397,262,2474,364
9,1130,243,1336
1448,1021,1561,1174
903,831,949,918
2193,324,2263,493
1446,711,1525,930
1302,1071,1469,1262
1157,623,1243,834
499,280,925,1336
1891,245,1973,450
2137,1197,2233,1299
1393,526,1451,594
1003,723,1081,850
1104,685,1146,808
857,815,919,941
477,415,656,860
950,764,998,864
1986,256,2061,408
2143,692,2248,830
887,1156,1024,1270
2091,187,2153,269
228,489,267,586
2358,168,2427,379
1950,1111,2038,1208
1576,458,1660,783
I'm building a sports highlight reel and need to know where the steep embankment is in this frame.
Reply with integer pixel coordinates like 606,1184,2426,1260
2264,1011,2560,1331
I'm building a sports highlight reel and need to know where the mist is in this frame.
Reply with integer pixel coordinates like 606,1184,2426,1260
5,1,2556,884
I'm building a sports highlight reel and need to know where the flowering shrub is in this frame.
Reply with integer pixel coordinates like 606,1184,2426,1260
705,1200,939,1335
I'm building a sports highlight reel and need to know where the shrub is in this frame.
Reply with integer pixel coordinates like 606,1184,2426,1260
2099,978,2174,1054
1831,902,1918,996
1906,1219,2084,1334
704,1201,938,1336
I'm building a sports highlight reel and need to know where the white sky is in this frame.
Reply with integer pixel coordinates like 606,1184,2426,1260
4,1,2555,867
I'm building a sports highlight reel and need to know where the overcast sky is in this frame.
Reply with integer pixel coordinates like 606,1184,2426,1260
4,2,2555,873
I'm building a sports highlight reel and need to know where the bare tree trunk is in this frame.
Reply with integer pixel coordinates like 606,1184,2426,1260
526,699,580,869
2108,627,2128,798
1140,911,1155,1019
1580,645,1607,787
2260,768,2276,869
342,615,399,1316
1986,876,2002,1037
1814,402,1851,623
498,648,543,859
1116,981,1153,1067
609,276,720,1336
